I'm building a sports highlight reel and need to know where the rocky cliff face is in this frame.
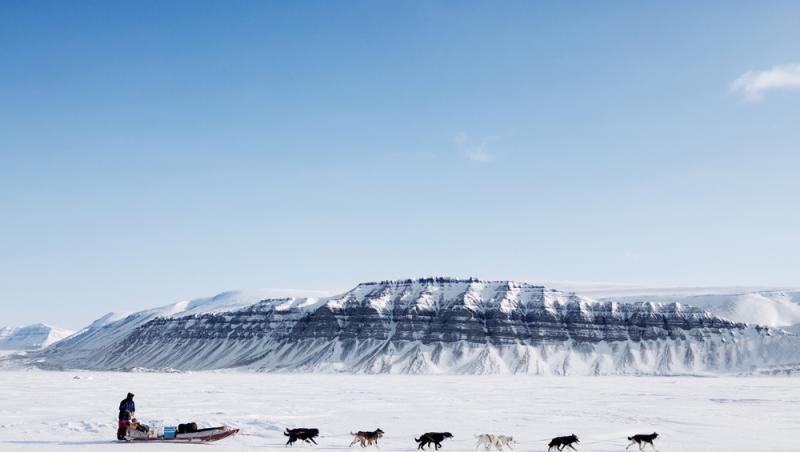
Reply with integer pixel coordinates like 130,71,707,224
32,279,800,374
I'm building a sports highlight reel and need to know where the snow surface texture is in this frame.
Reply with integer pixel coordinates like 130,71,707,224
0,371,798,452
21,278,800,375
0,324,73,351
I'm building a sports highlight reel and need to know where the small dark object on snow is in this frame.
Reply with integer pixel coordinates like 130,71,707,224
627,432,659,451
415,432,453,450
178,422,198,434
547,434,579,451
284,428,320,446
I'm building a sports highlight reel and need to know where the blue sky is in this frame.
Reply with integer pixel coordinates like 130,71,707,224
1,1,799,329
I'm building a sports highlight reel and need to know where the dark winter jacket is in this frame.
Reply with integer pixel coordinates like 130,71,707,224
118,398,135,420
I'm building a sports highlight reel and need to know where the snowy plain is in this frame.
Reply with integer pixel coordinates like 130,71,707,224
0,371,798,452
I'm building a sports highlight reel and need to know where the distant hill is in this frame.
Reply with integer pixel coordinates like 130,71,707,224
572,288,800,332
0,324,74,350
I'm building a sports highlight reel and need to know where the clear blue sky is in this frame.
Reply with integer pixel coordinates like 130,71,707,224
1,1,799,329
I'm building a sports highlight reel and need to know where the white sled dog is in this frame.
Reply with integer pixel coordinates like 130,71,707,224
475,434,514,451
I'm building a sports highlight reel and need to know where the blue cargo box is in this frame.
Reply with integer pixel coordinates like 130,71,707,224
164,426,177,439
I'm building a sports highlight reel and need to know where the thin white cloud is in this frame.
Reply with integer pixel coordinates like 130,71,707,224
730,63,800,102
453,132,495,162
466,148,494,162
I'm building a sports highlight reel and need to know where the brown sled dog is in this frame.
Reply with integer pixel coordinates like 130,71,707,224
349,429,384,448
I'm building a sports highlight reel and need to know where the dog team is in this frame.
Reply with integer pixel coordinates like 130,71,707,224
283,427,660,451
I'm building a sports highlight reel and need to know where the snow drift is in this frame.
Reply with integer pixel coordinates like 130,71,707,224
26,278,800,375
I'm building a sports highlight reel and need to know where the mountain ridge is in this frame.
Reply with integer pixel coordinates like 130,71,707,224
22,278,800,375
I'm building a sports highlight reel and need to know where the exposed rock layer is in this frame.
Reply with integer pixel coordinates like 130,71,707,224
33,279,800,374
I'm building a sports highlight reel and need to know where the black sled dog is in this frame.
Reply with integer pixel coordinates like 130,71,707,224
547,434,579,451
415,432,453,450
285,428,320,446
626,432,658,451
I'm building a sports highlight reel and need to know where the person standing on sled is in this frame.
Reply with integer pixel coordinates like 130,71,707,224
117,393,136,440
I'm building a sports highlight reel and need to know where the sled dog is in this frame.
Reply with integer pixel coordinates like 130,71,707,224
626,432,659,451
475,434,514,450
349,429,384,448
285,428,319,446
547,434,579,451
415,432,453,450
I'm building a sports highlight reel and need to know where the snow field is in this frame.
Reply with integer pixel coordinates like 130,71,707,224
0,371,798,451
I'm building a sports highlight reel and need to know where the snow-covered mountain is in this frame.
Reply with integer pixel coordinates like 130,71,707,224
27,278,800,375
24,290,285,366
587,289,800,332
0,324,74,350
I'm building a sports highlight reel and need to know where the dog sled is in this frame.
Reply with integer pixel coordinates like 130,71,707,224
121,420,239,443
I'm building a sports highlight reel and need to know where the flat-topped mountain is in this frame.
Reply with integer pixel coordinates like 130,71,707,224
29,278,800,375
